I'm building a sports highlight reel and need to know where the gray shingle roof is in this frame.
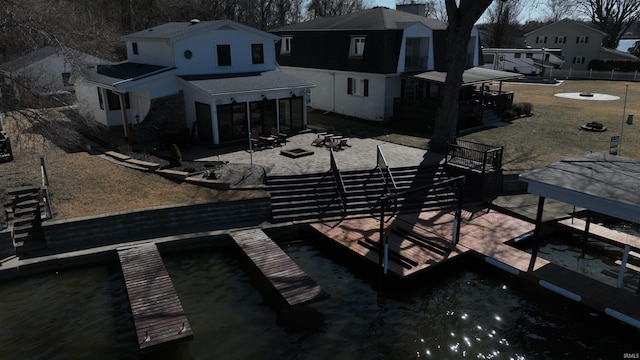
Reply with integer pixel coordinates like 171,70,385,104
274,7,447,31
181,70,313,95
86,62,172,86
121,20,224,41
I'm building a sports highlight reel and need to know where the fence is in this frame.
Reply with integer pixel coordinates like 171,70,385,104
546,68,640,82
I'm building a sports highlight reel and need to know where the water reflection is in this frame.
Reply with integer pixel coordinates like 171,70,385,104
0,240,638,359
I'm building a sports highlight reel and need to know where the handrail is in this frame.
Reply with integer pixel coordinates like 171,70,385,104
378,175,465,276
376,145,397,194
445,140,503,174
40,156,53,220
329,149,348,215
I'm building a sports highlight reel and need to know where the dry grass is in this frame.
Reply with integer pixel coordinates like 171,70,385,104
461,80,640,171
2,80,638,219
0,114,266,220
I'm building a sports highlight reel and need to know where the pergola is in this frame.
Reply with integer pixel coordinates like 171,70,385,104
519,152,640,283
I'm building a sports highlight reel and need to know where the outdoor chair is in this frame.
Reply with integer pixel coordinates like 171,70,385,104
270,127,287,146
312,132,329,146
327,139,342,151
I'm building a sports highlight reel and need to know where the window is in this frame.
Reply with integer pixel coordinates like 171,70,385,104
526,53,533,58
62,73,71,86
132,42,138,55
577,36,589,44
97,88,104,110
280,36,292,55
514,53,521,58
106,90,130,111
347,77,369,96
251,43,264,64
536,36,547,44
349,36,366,58
573,56,585,64
555,36,566,44
217,44,231,66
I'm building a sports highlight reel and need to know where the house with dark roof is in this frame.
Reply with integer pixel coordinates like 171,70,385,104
0,46,102,107
74,19,313,144
524,19,638,70
270,6,501,123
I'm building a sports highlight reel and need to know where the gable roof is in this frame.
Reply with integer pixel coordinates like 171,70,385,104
0,46,59,72
524,19,607,37
274,7,447,32
121,19,280,43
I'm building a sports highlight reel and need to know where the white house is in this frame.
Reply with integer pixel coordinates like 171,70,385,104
75,19,313,145
271,6,488,122
0,46,102,106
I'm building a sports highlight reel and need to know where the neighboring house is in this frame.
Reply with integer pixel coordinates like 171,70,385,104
481,48,565,75
271,6,493,122
524,19,638,71
0,46,100,106
75,19,313,145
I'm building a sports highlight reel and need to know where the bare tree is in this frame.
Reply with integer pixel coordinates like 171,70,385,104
578,0,640,49
429,0,494,152
306,0,366,18
483,0,525,47
544,0,579,22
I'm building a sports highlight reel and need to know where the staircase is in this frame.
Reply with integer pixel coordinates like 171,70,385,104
481,108,503,126
267,165,457,223
5,186,47,256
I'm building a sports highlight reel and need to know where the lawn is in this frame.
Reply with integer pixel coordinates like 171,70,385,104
308,80,640,171
1,80,638,219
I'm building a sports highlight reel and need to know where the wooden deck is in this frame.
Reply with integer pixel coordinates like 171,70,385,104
557,218,640,251
309,208,537,278
231,228,328,308
310,208,640,327
118,243,193,353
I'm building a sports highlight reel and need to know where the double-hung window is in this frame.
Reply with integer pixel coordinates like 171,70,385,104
251,43,264,64
281,36,292,55
347,77,369,97
217,44,231,66
349,36,366,58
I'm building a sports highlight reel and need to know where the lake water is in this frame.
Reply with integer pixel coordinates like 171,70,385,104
617,39,639,52
0,234,638,359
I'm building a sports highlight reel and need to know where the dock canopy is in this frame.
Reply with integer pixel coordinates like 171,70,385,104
519,152,640,223
412,67,524,86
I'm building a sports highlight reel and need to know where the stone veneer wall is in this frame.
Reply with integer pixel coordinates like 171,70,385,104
42,197,271,252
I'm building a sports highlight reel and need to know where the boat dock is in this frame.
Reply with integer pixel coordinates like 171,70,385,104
310,207,538,278
118,243,193,353
231,228,328,308
310,207,640,329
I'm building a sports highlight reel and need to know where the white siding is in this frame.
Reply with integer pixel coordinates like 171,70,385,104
75,79,107,126
280,66,391,121
126,40,175,67
172,30,278,76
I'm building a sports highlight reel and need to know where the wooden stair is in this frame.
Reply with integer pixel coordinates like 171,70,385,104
5,186,46,256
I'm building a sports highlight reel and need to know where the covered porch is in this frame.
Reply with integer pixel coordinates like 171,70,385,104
395,67,524,129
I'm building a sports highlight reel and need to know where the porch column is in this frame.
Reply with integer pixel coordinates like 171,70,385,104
119,92,131,144
582,210,592,255
528,195,546,272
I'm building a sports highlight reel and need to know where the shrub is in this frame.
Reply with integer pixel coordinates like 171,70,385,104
521,102,533,115
169,144,182,167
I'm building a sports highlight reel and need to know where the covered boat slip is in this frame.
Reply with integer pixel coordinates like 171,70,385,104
518,153,640,327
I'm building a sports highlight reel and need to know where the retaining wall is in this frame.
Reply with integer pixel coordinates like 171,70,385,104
42,197,271,252
0,229,13,259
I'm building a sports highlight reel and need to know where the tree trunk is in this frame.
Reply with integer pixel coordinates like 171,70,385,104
429,0,493,153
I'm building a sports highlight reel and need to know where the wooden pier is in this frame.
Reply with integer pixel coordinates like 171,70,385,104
231,228,328,308
310,208,537,278
118,243,193,353
310,207,640,328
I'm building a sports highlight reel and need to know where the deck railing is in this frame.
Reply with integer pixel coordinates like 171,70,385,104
376,145,397,195
445,139,503,174
330,149,348,215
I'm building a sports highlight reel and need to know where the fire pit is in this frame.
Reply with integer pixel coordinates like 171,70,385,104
280,148,314,158
580,121,607,132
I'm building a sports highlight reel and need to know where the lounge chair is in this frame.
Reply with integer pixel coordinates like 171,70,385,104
270,127,287,146
327,140,342,151
312,132,331,146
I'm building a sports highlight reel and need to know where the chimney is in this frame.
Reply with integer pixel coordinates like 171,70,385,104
396,2,428,17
